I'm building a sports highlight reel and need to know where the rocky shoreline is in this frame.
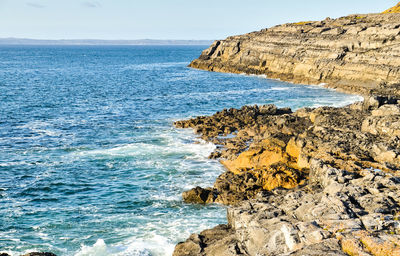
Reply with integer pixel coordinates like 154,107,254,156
173,98,400,255
172,4,400,256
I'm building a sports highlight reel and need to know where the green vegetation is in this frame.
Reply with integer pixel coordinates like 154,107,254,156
293,21,313,26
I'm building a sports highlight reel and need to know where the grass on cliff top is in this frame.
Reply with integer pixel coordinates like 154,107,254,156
292,21,313,26
383,2,400,13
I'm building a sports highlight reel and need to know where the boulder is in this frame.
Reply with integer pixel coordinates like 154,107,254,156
182,187,216,204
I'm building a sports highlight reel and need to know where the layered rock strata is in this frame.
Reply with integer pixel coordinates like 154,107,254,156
175,6,400,255
173,98,400,255
189,13,400,95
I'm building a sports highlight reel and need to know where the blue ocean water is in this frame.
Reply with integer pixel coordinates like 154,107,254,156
0,45,362,256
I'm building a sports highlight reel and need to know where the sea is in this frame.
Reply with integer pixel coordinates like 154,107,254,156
0,45,363,256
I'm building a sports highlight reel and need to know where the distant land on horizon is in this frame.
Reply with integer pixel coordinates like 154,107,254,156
0,38,214,46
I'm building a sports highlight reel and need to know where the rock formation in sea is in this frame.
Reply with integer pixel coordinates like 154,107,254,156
173,3,400,256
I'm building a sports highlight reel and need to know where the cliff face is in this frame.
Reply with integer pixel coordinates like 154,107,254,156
190,13,400,95
174,5,400,256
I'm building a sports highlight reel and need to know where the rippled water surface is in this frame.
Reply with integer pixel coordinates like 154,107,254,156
0,45,362,255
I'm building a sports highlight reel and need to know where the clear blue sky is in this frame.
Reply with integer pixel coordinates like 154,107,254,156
0,0,398,40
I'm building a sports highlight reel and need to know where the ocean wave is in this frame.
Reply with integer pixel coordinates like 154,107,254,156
309,95,364,108
75,236,173,256
73,130,216,160
167,87,288,100
16,120,63,137
74,209,227,256
75,239,110,256
269,87,290,91
122,62,188,71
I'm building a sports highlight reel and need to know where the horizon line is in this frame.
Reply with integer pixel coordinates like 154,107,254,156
0,37,215,46
0,37,215,41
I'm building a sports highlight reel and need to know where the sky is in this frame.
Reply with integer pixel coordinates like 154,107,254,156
0,0,398,40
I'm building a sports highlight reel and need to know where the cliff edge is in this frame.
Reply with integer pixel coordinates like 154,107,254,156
190,9,400,95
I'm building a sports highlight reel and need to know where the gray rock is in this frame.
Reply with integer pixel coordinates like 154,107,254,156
174,162,400,255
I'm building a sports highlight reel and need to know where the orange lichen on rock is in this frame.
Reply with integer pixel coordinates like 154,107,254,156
221,137,307,191
255,163,304,190
383,2,400,13
360,233,400,256
341,238,366,256
293,21,313,26
341,231,400,256
221,138,291,174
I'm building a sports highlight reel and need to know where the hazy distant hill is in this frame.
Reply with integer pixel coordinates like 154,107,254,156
0,38,214,46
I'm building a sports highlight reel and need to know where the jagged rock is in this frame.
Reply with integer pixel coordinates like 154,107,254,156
213,171,263,205
371,104,400,116
176,100,400,205
362,115,400,137
174,161,400,255
173,225,240,256
182,186,216,204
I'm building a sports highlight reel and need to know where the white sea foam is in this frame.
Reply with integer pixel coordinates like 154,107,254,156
248,74,268,79
74,209,228,256
74,129,216,161
122,62,188,71
308,94,363,108
75,236,174,256
176,87,285,99
149,194,180,201
16,120,62,137
75,239,109,256
74,140,215,160
64,125,226,255
6,246,58,256
269,87,290,91
333,95,364,107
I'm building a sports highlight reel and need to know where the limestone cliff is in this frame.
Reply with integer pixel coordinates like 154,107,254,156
174,3,400,256
190,12,400,95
